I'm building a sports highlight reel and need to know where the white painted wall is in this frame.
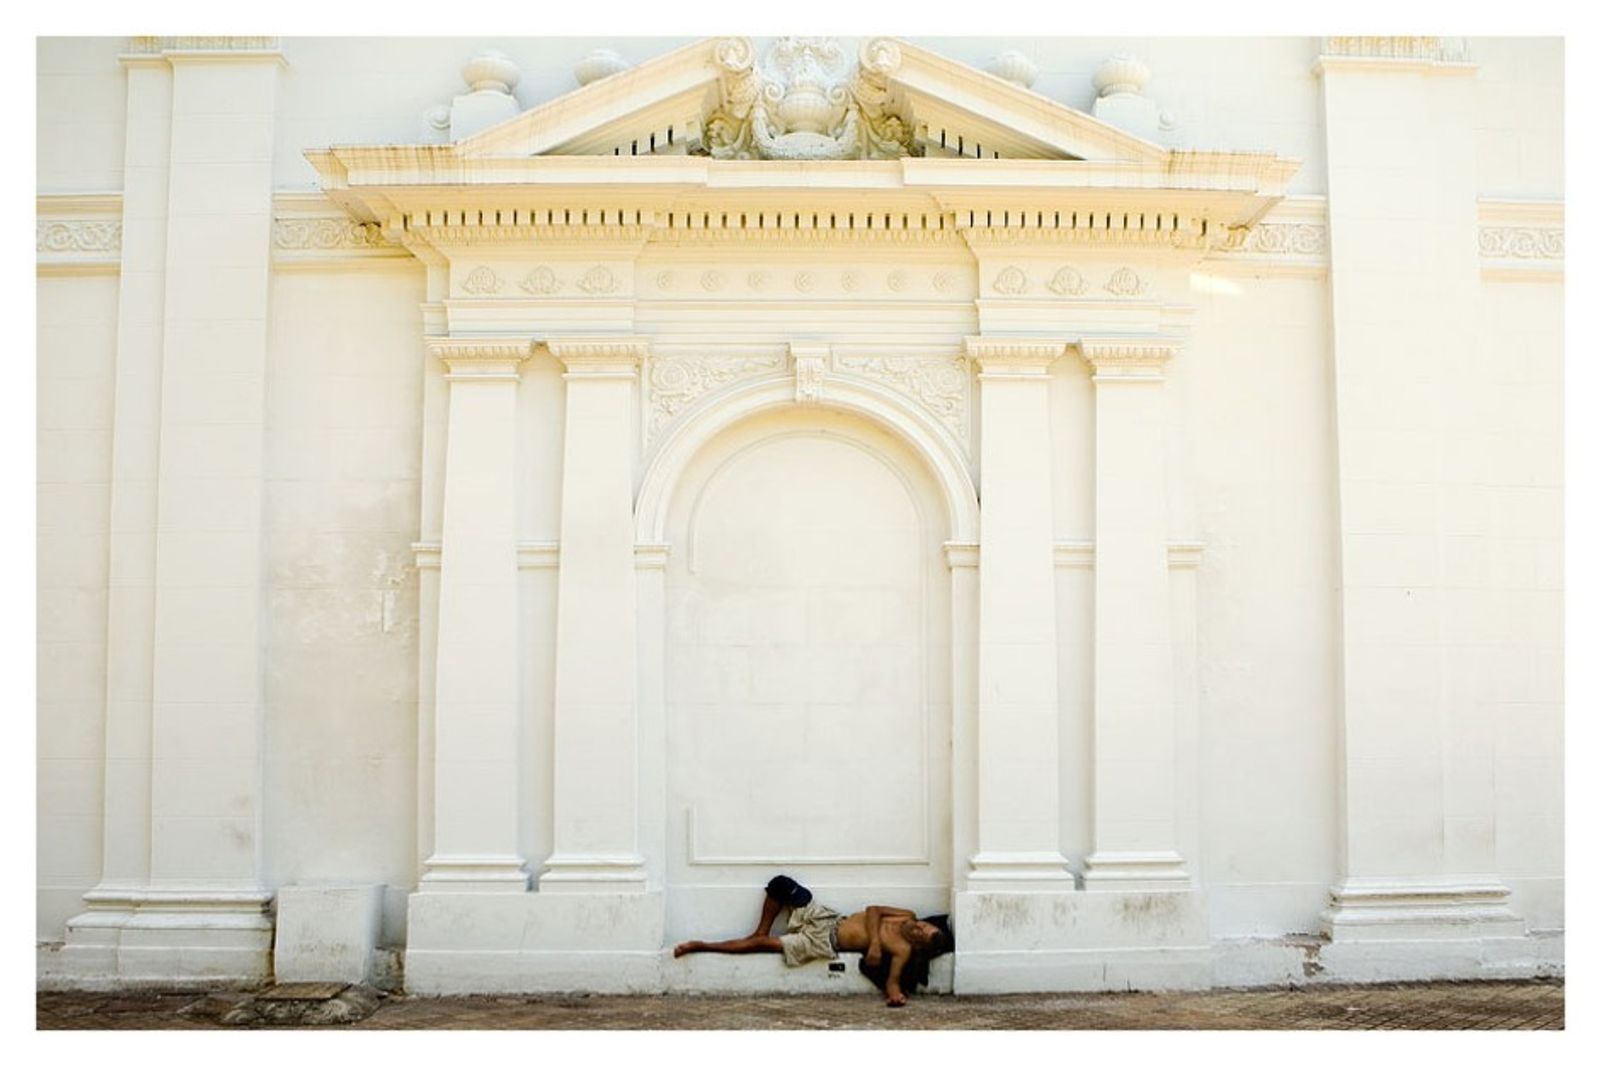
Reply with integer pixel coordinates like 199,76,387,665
36,38,127,192
37,275,119,939
1185,272,1340,936
262,265,428,943
35,36,1563,983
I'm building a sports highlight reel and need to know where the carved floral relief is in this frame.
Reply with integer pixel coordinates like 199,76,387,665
461,266,504,295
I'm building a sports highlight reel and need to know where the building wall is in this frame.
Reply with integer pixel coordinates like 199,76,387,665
37,274,119,939
262,264,428,944
35,36,1563,980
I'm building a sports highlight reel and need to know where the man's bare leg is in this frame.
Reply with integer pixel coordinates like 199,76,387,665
671,883,791,958
673,935,783,958
752,892,784,936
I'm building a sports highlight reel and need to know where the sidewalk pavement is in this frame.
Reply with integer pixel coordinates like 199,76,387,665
37,978,1562,1030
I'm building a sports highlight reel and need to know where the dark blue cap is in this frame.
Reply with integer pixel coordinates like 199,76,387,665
766,875,812,907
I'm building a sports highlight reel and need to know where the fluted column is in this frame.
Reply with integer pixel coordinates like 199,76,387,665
962,338,1073,888
420,338,534,891
1078,338,1191,890
541,338,651,892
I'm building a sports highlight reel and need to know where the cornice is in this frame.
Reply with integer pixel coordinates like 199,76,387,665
124,36,286,65
425,337,535,372
1076,336,1181,380
545,336,651,375
962,337,1068,374
1313,36,1475,76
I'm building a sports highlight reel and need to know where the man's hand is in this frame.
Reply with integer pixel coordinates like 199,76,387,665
865,946,882,967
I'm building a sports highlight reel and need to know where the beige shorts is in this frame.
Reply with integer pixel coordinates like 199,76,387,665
779,902,842,967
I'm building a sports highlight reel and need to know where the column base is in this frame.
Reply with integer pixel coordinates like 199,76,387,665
966,851,1077,891
954,885,1210,993
50,885,273,988
1212,930,1563,987
1082,850,1192,892
538,853,647,893
1320,877,1527,941
419,855,530,893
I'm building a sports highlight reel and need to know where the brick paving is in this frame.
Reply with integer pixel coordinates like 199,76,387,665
37,978,1563,1030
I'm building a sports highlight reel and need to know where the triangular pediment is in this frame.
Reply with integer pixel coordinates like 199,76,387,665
454,37,1172,165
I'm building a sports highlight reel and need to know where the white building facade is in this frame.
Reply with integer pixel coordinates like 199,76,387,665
37,35,1564,994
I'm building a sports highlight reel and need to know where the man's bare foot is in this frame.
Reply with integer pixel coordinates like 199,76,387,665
673,941,701,958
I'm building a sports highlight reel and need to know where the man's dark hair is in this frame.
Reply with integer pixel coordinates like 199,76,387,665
857,914,954,996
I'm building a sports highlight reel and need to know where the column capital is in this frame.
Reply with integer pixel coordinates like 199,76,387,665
545,336,650,376
961,337,1068,375
427,336,535,376
1075,336,1181,381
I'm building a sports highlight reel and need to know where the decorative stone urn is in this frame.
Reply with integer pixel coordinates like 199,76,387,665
462,50,520,95
1093,53,1150,98
987,50,1038,88
574,48,630,86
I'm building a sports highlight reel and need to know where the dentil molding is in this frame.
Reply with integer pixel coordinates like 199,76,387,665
962,337,1068,373
545,337,650,375
426,337,536,375
1077,337,1181,381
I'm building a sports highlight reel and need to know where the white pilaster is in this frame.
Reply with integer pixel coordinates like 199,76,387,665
62,41,286,984
961,338,1072,888
541,338,651,892
1316,45,1523,941
1077,338,1191,891
60,50,174,976
421,338,535,892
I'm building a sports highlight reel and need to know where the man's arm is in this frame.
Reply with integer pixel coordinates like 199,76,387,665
881,933,913,1007
863,906,915,966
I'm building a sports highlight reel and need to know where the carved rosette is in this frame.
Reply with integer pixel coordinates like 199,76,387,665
1103,266,1148,296
1047,266,1089,296
992,266,1029,295
460,266,505,295
519,266,562,295
576,264,619,294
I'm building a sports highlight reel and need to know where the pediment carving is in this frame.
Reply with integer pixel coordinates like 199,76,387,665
703,37,918,161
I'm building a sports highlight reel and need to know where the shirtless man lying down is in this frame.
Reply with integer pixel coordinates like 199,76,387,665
672,875,954,1006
